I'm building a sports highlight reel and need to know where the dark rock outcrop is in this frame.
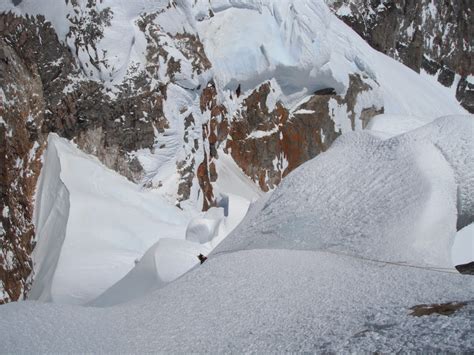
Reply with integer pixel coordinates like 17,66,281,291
327,0,473,113
0,8,210,302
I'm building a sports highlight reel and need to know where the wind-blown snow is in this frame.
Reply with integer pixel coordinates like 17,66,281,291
215,115,473,269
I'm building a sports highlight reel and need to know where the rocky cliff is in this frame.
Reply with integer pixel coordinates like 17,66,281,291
327,0,473,113
0,0,467,303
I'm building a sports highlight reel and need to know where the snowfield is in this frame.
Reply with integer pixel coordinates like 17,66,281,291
1,115,473,352
1,249,473,353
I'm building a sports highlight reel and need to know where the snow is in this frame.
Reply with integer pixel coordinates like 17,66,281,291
0,249,472,352
2,0,467,119
90,192,251,307
247,126,279,139
195,0,466,118
90,238,208,307
30,134,191,305
30,134,256,306
212,150,263,203
367,114,429,138
452,223,474,266
215,115,473,269
0,0,472,351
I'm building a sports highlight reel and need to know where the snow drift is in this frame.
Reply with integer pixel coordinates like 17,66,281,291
215,115,474,269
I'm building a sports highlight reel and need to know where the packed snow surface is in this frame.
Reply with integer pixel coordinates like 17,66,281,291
1,116,472,352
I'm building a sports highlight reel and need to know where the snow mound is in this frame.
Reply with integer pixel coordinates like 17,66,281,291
215,115,473,268
30,134,191,305
90,238,208,307
186,216,222,244
452,223,474,267
91,192,251,307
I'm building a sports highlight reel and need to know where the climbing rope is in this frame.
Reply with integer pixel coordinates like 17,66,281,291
314,249,462,275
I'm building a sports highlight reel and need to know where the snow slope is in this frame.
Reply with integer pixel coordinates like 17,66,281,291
215,115,473,269
1,233,473,352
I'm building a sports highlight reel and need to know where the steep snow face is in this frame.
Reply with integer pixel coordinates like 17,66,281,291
30,134,191,305
215,116,473,268
30,136,70,304
402,115,474,231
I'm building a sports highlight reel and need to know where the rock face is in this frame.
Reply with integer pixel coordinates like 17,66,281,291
0,6,210,302
326,0,473,113
222,75,382,191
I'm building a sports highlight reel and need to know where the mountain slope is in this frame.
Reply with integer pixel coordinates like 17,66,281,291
0,116,472,352
326,0,473,113
0,0,469,302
